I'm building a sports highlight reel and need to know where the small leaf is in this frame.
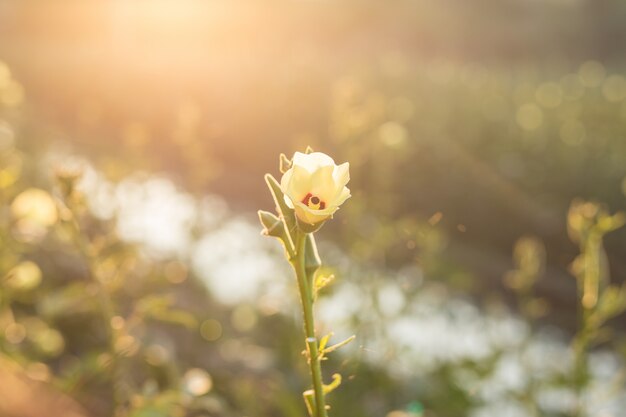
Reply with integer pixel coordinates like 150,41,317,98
323,335,356,355
314,273,336,299
258,210,295,258
264,174,296,252
319,333,333,352
304,146,314,154
279,153,292,174
589,284,626,328
258,210,282,236
303,390,315,417
323,373,342,395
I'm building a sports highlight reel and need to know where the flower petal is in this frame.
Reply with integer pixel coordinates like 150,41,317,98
309,165,336,201
333,162,350,187
333,187,351,207
294,202,337,224
284,194,294,209
292,152,335,173
281,165,311,202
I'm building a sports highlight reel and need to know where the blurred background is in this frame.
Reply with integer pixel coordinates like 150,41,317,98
1,0,626,416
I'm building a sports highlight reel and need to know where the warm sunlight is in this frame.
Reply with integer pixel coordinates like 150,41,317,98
1,1,626,416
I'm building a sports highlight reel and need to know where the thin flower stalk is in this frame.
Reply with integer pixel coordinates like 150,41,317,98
259,149,354,417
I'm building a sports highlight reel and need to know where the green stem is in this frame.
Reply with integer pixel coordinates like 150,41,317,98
292,232,328,417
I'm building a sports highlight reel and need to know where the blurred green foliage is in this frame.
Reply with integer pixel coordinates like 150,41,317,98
2,1,626,415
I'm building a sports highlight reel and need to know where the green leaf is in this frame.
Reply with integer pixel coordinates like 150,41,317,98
258,210,282,237
264,174,296,253
319,333,332,352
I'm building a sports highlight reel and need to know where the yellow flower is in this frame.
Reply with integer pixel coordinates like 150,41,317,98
280,152,350,226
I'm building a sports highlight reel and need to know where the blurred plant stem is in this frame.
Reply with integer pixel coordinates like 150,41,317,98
57,174,128,417
571,230,602,417
505,236,546,417
291,231,327,417
567,200,626,417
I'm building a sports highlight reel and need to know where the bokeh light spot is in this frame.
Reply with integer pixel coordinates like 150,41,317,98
183,368,213,396
5,261,42,291
231,305,257,332
200,319,223,342
110,316,126,330
35,328,65,356
145,344,169,366
602,75,626,102
379,122,408,148
5,323,26,344
535,82,562,108
578,60,606,88
25,362,51,382
516,104,543,131
11,188,58,229
115,335,139,357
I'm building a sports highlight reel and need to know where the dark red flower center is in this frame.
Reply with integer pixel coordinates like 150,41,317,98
302,193,326,210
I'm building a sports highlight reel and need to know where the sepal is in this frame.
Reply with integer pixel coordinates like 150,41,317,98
279,153,292,174
264,174,296,253
264,174,296,229
296,215,326,234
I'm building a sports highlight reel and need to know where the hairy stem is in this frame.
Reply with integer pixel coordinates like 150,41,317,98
292,232,328,417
